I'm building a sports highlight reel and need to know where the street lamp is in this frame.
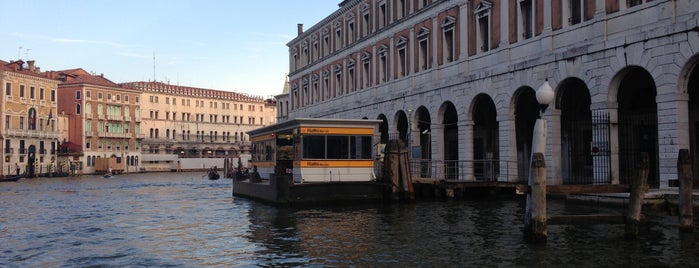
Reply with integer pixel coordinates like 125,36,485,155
531,79,554,155
525,79,555,242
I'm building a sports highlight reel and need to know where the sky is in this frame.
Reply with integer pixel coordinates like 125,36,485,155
0,0,340,99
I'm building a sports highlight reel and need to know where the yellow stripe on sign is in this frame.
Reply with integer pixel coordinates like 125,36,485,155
300,127,374,135
250,133,275,142
249,161,275,167
294,160,375,168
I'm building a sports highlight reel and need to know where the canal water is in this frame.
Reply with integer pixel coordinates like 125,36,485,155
1,172,698,267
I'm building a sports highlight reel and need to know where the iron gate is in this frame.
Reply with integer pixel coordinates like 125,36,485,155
565,110,611,184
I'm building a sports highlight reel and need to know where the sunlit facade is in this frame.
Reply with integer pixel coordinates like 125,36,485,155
120,82,277,171
0,60,59,176
56,69,143,174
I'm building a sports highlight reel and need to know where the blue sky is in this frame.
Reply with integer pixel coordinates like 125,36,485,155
0,0,339,98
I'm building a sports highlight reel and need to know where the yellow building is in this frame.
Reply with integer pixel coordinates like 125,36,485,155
1,60,59,177
120,81,277,172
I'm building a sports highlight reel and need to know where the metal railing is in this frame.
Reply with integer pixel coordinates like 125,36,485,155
377,159,523,182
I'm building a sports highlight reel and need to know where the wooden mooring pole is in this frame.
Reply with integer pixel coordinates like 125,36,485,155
524,153,547,243
677,149,694,232
625,153,648,239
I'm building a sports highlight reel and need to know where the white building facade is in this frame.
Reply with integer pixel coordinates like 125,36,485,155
280,0,699,189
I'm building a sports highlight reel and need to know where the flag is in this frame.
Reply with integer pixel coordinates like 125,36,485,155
47,110,52,126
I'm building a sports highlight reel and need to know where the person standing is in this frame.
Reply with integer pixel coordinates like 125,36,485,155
15,163,20,176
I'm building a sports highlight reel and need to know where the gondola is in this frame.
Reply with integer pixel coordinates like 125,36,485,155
0,174,25,182
207,170,220,180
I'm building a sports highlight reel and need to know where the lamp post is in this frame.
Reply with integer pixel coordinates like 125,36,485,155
524,79,555,243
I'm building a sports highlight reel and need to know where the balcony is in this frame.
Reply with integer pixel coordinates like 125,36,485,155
6,129,60,139
107,115,123,121
4,148,13,154
97,132,131,138
98,114,105,120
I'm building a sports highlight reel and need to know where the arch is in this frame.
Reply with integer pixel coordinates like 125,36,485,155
513,86,538,182
394,110,409,144
471,93,498,181
414,106,432,178
557,77,594,184
613,66,659,188
377,114,389,144
681,54,699,180
438,101,458,179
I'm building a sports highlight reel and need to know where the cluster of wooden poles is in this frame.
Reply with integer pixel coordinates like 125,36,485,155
524,149,695,244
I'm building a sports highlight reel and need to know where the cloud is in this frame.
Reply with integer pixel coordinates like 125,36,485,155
53,38,131,48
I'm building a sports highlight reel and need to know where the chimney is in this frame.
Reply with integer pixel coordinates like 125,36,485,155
297,23,303,35
28,60,35,72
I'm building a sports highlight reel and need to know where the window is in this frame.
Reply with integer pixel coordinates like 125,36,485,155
347,20,355,44
348,64,355,92
51,90,55,102
5,115,10,129
334,25,342,52
40,88,45,100
98,92,103,99
30,86,35,99
626,0,643,8
397,0,406,19
334,65,342,97
418,28,430,70
362,10,371,37
76,104,81,114
442,17,455,62
76,90,81,100
362,52,371,88
418,0,429,9
323,71,330,100
20,85,25,97
474,1,492,52
312,79,319,103
379,2,387,29
5,82,10,96
396,37,407,78
379,45,388,83
519,0,533,39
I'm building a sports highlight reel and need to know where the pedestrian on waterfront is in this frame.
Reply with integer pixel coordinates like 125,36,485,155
15,163,20,175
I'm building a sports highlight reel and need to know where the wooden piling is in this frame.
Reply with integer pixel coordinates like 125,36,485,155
524,153,547,243
677,149,694,232
385,139,414,202
625,153,648,239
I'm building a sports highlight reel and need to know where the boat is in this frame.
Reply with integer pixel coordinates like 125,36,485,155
103,174,113,179
232,118,390,204
0,174,24,182
208,169,220,180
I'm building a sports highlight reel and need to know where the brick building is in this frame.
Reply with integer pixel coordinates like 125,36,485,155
56,69,143,174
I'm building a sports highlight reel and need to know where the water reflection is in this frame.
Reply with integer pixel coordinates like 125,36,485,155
1,173,697,267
